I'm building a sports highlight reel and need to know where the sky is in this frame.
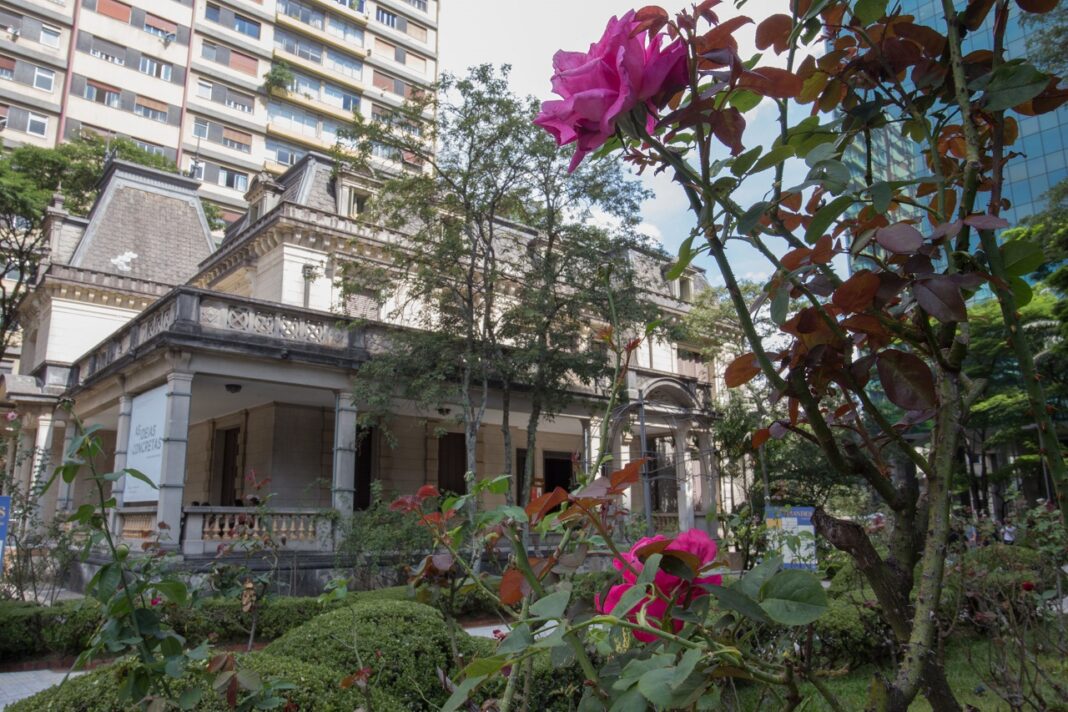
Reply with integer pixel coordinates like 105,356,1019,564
435,0,806,287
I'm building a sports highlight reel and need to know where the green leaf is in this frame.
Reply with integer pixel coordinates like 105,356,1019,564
530,590,571,620
609,687,647,712
708,585,772,624
667,234,698,281
483,474,511,496
154,580,188,605
610,583,649,618
870,181,892,214
236,670,263,693
758,569,829,626
638,666,706,709
735,554,783,599
730,146,762,177
770,286,790,326
178,687,203,710
671,648,704,687
613,654,675,691
463,656,507,678
738,201,770,236
124,468,157,490
636,554,661,586
164,656,185,679
1000,240,1043,277
982,61,1048,112
728,89,762,112
441,674,486,712
498,623,534,655
1009,275,1033,306
854,0,888,23
751,145,794,174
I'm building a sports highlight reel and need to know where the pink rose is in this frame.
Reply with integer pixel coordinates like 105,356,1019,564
535,10,689,171
596,529,722,642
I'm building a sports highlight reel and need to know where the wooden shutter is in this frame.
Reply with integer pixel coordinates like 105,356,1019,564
222,126,251,144
97,0,132,23
374,38,395,55
136,95,168,111
0,56,15,72
88,79,120,94
229,50,257,76
0,105,8,118
144,13,177,33
372,70,392,92
406,22,427,42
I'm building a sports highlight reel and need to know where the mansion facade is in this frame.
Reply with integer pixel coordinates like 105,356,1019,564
2,156,745,568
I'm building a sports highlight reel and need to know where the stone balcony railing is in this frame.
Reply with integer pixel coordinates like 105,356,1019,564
69,288,366,387
182,506,335,556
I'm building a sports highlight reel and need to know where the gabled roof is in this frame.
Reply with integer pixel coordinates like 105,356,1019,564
67,160,216,286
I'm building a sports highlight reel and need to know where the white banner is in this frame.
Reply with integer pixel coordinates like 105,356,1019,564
123,384,168,503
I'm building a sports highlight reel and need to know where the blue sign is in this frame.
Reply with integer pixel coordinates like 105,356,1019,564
0,495,10,572
765,505,818,571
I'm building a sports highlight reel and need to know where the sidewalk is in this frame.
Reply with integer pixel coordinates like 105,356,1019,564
0,670,81,710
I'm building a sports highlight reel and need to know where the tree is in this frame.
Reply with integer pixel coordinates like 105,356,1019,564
0,133,178,366
535,2,1068,709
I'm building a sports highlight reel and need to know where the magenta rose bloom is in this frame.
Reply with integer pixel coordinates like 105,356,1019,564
596,529,722,642
534,10,689,172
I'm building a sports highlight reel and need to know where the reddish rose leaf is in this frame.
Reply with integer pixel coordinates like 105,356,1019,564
962,0,996,29
831,270,880,313
1015,0,1056,12
752,427,771,449
609,457,649,494
928,220,962,241
634,537,672,561
877,349,938,411
431,552,454,572
755,14,793,54
416,484,440,500
711,107,746,156
696,15,753,52
738,67,803,99
811,235,834,264
914,276,967,323
499,567,527,606
724,352,762,387
875,223,924,254
769,421,789,439
390,495,420,513
781,246,813,271
525,486,569,525
849,353,877,388
963,214,1010,230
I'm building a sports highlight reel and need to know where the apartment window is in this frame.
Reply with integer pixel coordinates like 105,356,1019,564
268,100,316,136
40,25,61,48
275,30,322,63
324,83,359,112
97,0,132,23
201,40,218,62
205,3,221,22
143,13,177,39
0,57,13,80
83,79,120,108
26,112,47,136
133,139,166,157
222,127,252,153
225,89,254,113
233,13,261,39
406,22,428,42
134,96,168,122
406,53,427,73
139,55,173,81
89,38,125,65
332,0,364,10
371,141,399,160
375,7,396,27
197,78,213,98
190,160,204,180
267,139,303,165
218,167,248,191
33,67,54,92
327,16,362,44
404,0,428,10
325,49,361,79
230,50,257,76
290,72,319,99
279,0,323,29
193,116,209,138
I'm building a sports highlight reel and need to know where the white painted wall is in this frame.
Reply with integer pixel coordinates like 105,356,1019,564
36,298,140,368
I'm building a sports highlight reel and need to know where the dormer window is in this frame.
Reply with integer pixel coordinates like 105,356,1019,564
338,182,369,218
678,276,693,303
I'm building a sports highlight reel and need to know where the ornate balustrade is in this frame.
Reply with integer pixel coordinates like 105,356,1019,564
182,506,334,556
651,512,680,533
116,506,159,543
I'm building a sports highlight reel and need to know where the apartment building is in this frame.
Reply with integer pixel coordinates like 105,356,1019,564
0,0,440,221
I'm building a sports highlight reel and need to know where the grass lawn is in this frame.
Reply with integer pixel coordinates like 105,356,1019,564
732,632,1068,711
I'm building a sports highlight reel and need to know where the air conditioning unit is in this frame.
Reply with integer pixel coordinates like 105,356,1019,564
8,27,19,39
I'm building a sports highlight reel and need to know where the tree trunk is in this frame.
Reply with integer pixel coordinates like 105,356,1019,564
501,383,514,506
522,400,543,507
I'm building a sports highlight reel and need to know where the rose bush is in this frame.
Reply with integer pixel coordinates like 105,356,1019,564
597,529,723,642
533,9,688,170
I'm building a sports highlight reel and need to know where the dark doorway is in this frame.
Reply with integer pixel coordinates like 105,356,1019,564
516,448,527,501
212,427,240,506
355,427,374,510
543,451,574,493
438,432,468,495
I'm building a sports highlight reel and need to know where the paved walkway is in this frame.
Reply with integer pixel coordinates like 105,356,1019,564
0,670,82,710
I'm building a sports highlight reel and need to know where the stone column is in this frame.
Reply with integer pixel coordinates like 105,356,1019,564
55,423,77,513
107,394,134,537
697,431,718,539
157,373,192,548
675,425,695,531
332,392,358,513
29,413,56,490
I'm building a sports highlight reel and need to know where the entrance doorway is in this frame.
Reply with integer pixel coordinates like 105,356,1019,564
543,451,574,493
438,432,468,495
355,427,374,510
211,427,240,506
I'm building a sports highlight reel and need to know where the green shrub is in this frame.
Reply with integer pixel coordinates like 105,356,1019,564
570,569,617,607
264,600,455,709
472,647,589,710
827,560,866,598
0,599,100,662
6,653,405,712
810,597,893,667
941,544,1052,625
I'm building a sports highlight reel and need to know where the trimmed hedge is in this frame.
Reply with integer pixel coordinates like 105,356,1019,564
0,599,100,662
264,599,455,710
6,653,405,712
810,596,893,667
0,586,413,663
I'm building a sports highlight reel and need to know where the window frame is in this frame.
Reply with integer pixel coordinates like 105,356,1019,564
40,24,61,48
26,111,48,137
33,66,55,92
